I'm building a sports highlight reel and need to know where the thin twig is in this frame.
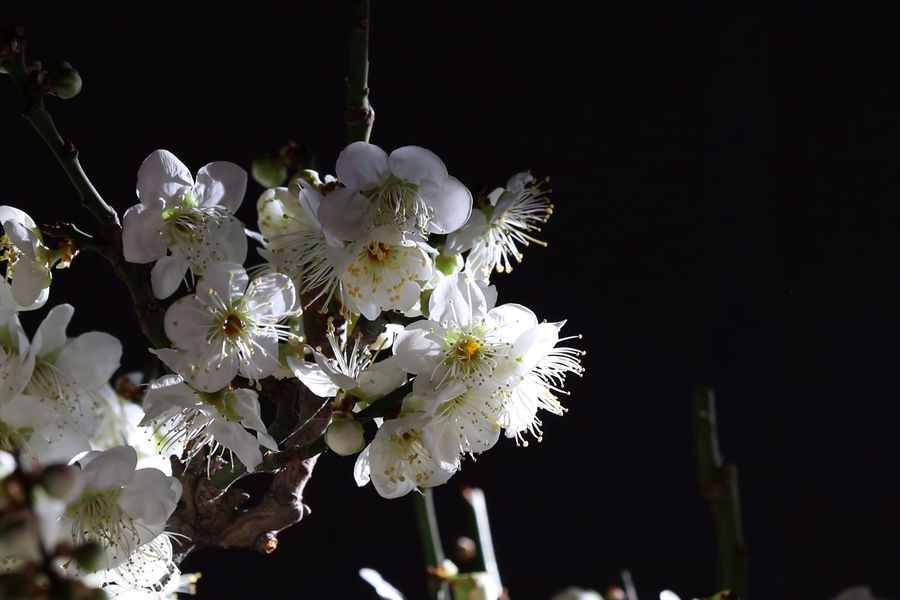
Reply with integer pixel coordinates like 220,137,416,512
346,0,374,143
693,387,749,598
413,489,449,600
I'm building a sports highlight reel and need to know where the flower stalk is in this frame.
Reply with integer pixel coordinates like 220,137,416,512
413,488,450,600
693,387,748,598
346,0,374,143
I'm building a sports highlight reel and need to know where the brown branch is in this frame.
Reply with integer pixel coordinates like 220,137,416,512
168,447,319,562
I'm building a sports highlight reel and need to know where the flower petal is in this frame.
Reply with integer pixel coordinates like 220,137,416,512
389,146,448,186
150,253,188,299
136,150,193,205
193,161,247,212
428,273,486,329
336,141,390,189
243,272,295,317
10,261,48,309
78,445,137,491
164,295,212,353
32,303,74,358
118,468,181,532
445,208,486,254
317,187,372,242
56,331,122,389
393,321,443,376
208,418,264,471
195,261,248,309
288,355,339,398
424,176,473,234
122,199,166,263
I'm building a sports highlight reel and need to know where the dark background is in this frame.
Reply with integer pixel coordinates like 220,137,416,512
2,2,898,599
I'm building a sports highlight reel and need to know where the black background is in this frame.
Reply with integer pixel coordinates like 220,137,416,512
2,3,898,599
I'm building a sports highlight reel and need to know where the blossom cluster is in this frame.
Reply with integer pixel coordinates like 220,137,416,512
0,141,583,595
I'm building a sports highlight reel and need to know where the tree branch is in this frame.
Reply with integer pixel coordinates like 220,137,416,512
346,0,374,143
693,387,749,598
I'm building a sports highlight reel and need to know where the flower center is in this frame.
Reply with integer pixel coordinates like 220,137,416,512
365,242,391,263
455,336,481,362
66,487,140,561
0,234,21,273
222,312,244,339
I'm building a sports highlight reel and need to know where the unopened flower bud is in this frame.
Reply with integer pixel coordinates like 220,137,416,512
435,252,464,276
604,586,626,600
252,156,287,188
39,464,83,503
70,541,104,572
455,536,477,563
325,417,365,456
451,572,502,600
45,60,82,100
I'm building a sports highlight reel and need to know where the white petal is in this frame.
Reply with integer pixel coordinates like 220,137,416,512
317,187,372,242
424,176,473,234
0,206,36,228
195,261,248,309
118,468,180,531
3,219,40,260
357,356,407,400
336,141,390,189
136,150,193,205
164,295,213,353
56,332,122,389
32,303,74,358
313,350,358,391
428,273,486,329
287,355,339,398
78,445,137,491
183,345,240,393
389,146,448,186
209,418,264,471
244,272,295,317
659,592,681,600
10,262,48,309
445,208,486,254
232,388,276,451
238,332,280,380
140,378,197,424
122,199,166,263
353,445,372,486
193,161,247,212
511,322,560,371
488,303,539,344
150,253,188,299
393,321,443,375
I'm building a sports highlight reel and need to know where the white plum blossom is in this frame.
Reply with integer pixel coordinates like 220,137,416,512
0,205,52,310
140,373,277,471
354,413,458,499
446,172,553,283
340,225,435,320
163,261,298,392
409,381,504,460
287,320,406,401
319,142,472,240
22,303,122,438
63,446,181,570
257,183,348,308
498,321,584,445
393,273,535,394
123,150,248,299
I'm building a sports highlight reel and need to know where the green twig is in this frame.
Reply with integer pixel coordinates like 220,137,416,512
2,33,169,348
354,380,412,422
2,48,117,228
413,489,449,600
346,0,374,143
693,388,749,598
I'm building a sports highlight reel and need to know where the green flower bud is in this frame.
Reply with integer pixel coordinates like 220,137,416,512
325,417,365,456
45,60,82,100
39,464,84,503
451,572,501,600
435,253,464,276
70,541,104,572
252,156,288,188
